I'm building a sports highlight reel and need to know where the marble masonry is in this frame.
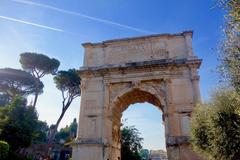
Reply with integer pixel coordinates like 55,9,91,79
72,31,202,160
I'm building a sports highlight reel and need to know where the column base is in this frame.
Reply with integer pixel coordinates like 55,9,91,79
166,136,202,160
72,139,104,160
72,137,202,160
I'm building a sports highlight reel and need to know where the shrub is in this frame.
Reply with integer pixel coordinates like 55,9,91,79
190,90,240,160
0,140,9,160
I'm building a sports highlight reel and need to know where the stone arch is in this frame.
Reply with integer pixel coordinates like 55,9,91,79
109,86,166,160
72,31,202,160
110,83,166,113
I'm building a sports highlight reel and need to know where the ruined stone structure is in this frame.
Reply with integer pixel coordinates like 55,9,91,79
72,31,202,160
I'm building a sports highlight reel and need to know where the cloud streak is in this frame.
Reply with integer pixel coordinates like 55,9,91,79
11,0,154,34
0,15,64,32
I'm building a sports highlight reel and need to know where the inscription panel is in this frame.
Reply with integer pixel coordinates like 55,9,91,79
105,40,169,65
83,34,189,67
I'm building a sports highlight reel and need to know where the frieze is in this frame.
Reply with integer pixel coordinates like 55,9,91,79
79,58,202,77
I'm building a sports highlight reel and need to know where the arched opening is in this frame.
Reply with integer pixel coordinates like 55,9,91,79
111,88,167,159
122,102,167,159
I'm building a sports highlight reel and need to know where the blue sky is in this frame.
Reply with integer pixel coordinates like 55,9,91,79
0,0,224,150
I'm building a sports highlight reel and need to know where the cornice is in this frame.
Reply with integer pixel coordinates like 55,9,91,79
78,58,202,77
82,30,193,48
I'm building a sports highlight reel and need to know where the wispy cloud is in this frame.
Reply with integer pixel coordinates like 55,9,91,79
0,15,64,32
11,0,155,34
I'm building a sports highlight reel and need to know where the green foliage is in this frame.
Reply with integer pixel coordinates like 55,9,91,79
190,105,212,157
0,140,9,160
0,105,8,134
20,52,60,108
0,68,43,102
218,0,240,93
139,149,149,160
54,69,81,97
48,69,80,144
32,121,49,144
190,89,240,160
121,125,143,160
20,52,60,77
0,97,38,151
69,118,78,135
0,93,10,106
55,118,78,144
55,127,70,143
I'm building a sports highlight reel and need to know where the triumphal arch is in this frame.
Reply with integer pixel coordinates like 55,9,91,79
72,31,202,160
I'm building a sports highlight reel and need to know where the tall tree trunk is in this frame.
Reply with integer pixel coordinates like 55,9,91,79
48,102,71,144
33,90,38,109
33,80,39,109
